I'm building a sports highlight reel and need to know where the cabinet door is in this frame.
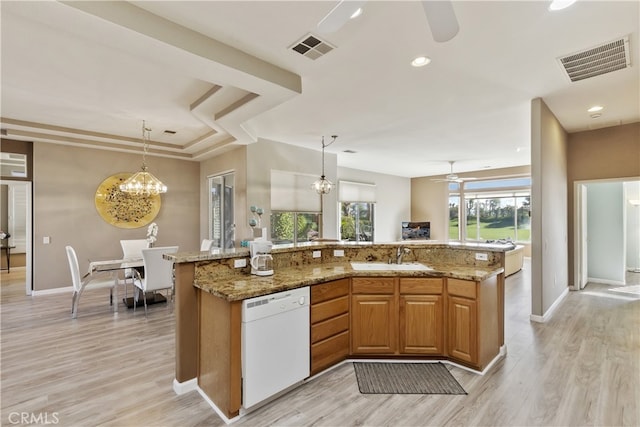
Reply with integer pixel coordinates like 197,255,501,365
351,294,397,354
447,296,478,364
399,295,443,354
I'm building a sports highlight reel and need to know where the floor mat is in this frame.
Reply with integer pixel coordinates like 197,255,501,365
353,362,467,395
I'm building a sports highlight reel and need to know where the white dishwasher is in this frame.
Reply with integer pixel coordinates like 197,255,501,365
241,286,310,409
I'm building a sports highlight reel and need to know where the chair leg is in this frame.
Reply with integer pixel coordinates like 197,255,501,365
71,291,79,318
133,287,138,313
143,291,148,317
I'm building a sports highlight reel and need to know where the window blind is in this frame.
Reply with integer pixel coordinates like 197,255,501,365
271,170,321,212
339,180,377,202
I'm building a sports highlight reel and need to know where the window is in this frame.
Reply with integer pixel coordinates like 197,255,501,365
339,181,376,242
340,202,374,242
270,170,322,245
449,194,460,240
449,177,531,243
208,172,235,249
270,212,320,244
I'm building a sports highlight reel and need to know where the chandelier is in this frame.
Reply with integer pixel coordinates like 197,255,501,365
312,135,338,194
119,120,167,197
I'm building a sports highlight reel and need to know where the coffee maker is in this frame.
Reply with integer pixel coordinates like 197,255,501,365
249,238,274,276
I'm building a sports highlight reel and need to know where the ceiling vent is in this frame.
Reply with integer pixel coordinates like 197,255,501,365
290,34,335,60
558,36,631,82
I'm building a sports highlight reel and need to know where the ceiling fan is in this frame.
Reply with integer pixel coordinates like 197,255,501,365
432,161,478,183
317,0,459,43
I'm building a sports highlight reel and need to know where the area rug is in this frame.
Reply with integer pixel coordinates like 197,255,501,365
353,362,467,395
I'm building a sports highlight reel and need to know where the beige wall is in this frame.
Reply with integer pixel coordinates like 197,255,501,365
34,143,200,291
567,122,640,285
531,98,569,317
199,146,247,247
410,178,449,240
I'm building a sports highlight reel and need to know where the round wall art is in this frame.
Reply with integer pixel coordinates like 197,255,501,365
94,173,161,229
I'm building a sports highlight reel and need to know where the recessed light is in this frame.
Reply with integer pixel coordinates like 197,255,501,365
549,0,577,11
587,105,603,113
411,56,431,67
350,8,363,19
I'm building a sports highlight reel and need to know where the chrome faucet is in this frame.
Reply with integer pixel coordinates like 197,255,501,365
396,246,411,264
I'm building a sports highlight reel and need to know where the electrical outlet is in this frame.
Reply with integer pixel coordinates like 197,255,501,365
475,252,488,261
234,258,247,268
43,236,50,244
312,250,322,258
333,249,345,257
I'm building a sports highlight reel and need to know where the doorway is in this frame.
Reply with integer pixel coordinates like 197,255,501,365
0,180,32,295
574,178,640,290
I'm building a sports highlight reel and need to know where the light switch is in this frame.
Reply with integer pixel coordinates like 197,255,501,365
43,236,50,244
234,258,247,268
312,250,322,258
333,249,344,257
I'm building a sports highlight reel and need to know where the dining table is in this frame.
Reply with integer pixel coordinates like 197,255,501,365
1,245,16,272
88,258,167,309
88,258,144,310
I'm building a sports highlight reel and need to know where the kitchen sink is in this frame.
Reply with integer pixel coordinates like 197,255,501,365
350,262,432,271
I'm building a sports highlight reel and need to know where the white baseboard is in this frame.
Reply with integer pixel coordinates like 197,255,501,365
530,286,569,323
173,378,197,395
31,286,73,296
587,277,626,286
197,386,239,425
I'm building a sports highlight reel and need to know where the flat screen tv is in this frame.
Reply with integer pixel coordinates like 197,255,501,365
401,221,430,240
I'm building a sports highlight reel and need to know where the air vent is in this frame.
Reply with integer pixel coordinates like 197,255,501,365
558,36,631,82
290,34,335,60
163,130,176,135
343,149,357,154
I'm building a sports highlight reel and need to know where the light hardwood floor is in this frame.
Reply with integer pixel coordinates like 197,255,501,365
1,260,639,426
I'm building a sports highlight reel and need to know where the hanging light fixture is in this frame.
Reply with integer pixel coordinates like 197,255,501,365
312,135,337,194
119,120,167,196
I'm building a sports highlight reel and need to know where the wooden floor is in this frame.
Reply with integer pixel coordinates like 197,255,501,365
1,260,639,426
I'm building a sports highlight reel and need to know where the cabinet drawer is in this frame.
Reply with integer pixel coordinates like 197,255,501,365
447,278,477,299
400,278,443,295
352,277,395,294
311,295,349,324
311,313,349,343
311,279,349,304
311,331,350,375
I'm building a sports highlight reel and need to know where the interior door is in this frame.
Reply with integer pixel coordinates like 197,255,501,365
574,183,588,290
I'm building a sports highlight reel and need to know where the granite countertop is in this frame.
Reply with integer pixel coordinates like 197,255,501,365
167,240,516,264
193,261,504,301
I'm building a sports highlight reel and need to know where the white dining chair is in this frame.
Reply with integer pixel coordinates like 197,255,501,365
132,246,178,316
120,239,149,298
200,239,215,252
66,245,116,319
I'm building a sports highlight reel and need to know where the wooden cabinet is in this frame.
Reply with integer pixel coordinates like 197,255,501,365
447,276,500,369
447,295,477,363
399,278,444,354
351,277,397,354
310,279,350,375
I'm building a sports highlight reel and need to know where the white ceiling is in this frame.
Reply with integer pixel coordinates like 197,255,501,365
1,1,638,178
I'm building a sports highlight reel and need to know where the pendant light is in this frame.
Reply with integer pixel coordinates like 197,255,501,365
119,120,167,197
312,135,338,194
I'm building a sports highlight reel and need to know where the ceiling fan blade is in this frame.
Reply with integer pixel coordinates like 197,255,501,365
317,0,367,33
421,1,459,43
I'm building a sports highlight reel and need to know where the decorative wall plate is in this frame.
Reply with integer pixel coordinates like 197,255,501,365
94,173,161,229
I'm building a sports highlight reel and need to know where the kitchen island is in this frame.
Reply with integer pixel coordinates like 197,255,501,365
167,242,509,422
